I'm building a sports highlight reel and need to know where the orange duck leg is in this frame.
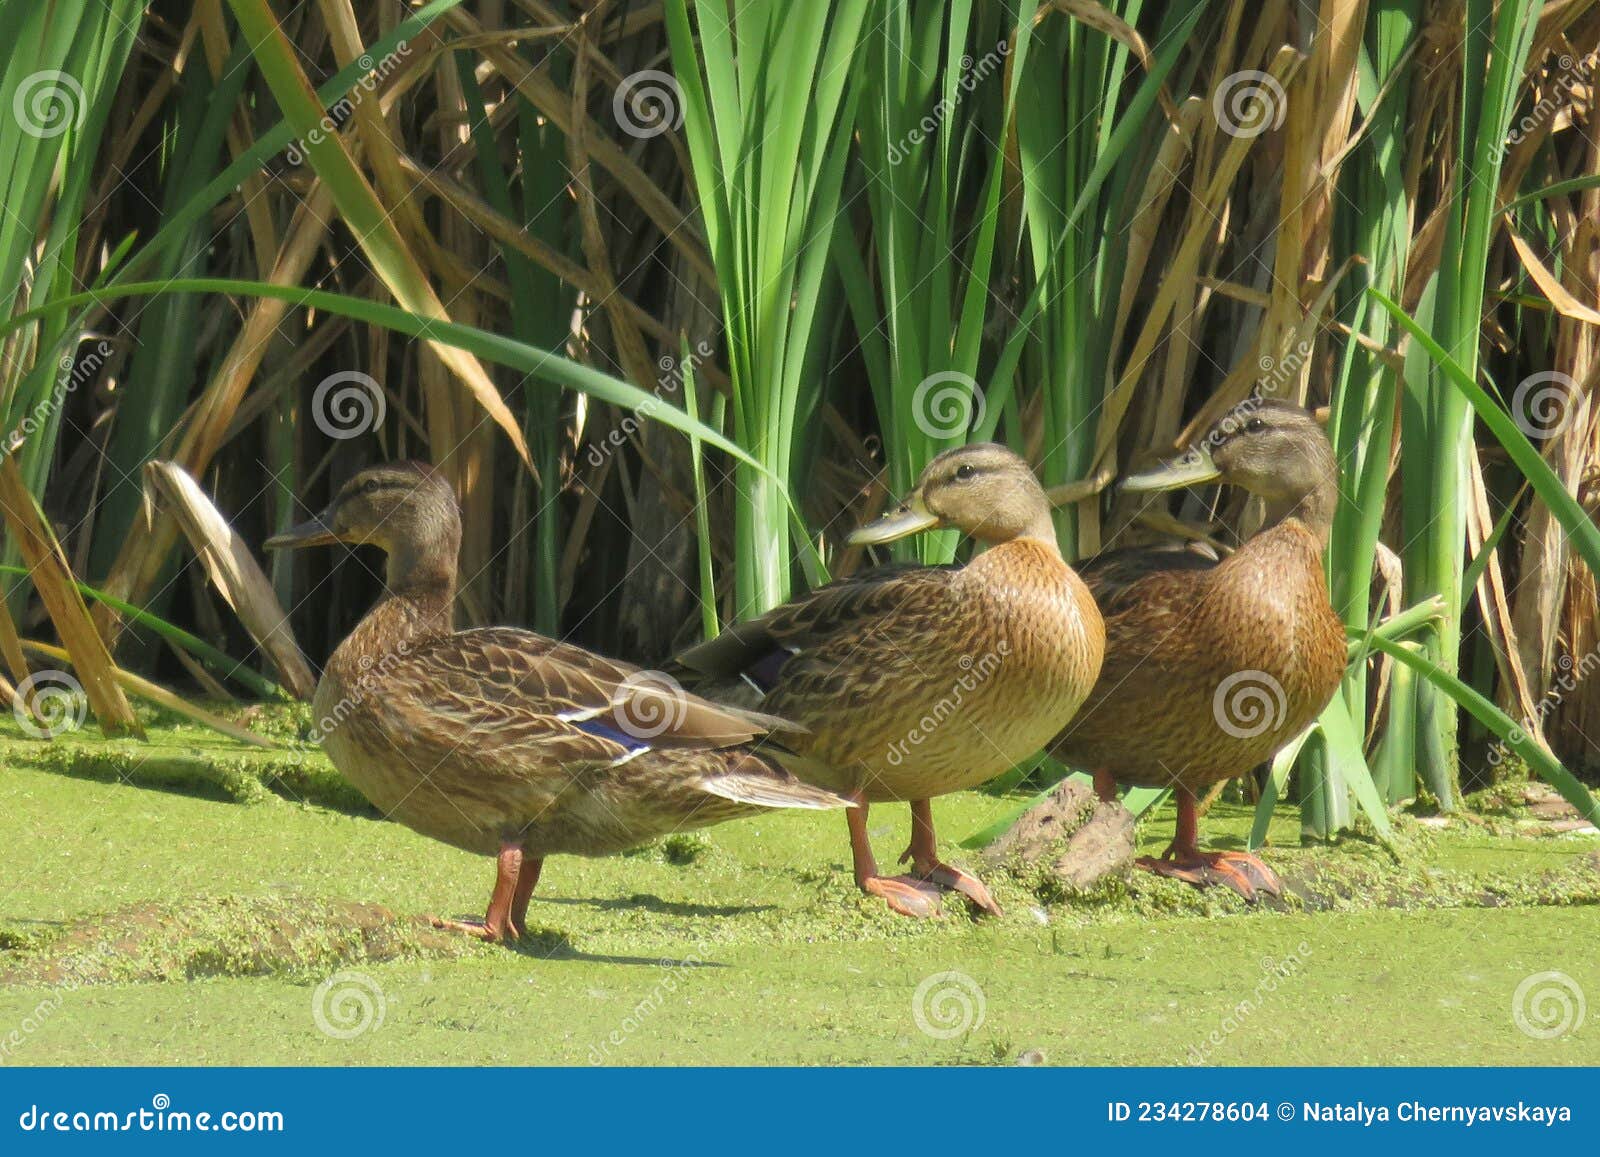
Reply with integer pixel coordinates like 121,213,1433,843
846,801,943,918
897,798,1002,915
1136,787,1283,903
432,841,529,942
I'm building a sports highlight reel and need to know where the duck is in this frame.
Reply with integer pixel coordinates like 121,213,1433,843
264,462,851,944
1050,399,1346,900
674,443,1105,918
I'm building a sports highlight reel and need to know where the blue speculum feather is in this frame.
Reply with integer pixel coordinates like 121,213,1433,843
572,718,652,754
746,650,793,692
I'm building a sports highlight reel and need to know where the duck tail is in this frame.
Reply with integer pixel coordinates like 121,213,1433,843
698,751,855,811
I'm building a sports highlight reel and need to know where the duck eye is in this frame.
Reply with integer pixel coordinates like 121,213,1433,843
954,464,978,481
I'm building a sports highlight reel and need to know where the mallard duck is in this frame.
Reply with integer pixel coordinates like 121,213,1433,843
1050,400,1346,900
676,444,1105,917
264,462,850,943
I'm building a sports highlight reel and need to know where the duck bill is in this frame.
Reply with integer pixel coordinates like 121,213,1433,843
264,514,338,550
1121,446,1221,493
846,494,941,546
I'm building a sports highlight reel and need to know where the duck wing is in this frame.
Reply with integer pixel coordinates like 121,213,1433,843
673,563,959,692
437,627,803,744
374,627,806,779
359,631,853,835
1076,544,1217,618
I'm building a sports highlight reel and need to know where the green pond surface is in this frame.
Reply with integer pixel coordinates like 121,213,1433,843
1,722,1597,1066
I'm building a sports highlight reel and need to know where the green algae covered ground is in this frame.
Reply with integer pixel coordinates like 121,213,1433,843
1,716,1598,1066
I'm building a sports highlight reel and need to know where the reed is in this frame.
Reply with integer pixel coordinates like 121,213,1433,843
1,0,1597,840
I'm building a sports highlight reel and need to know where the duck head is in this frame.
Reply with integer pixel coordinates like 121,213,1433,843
266,462,461,594
1123,400,1337,542
848,443,1058,555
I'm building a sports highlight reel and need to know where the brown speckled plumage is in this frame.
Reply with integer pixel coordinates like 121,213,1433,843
1048,402,1345,899
1053,517,1344,792
268,463,848,940
676,444,1105,917
316,600,841,860
684,538,1102,801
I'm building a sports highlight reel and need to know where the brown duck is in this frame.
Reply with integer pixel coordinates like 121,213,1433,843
265,463,850,943
676,444,1105,917
1050,400,1346,900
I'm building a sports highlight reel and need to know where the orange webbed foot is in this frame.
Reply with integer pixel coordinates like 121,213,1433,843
429,915,514,943
1209,850,1284,899
907,859,1003,916
861,874,944,918
1136,844,1282,903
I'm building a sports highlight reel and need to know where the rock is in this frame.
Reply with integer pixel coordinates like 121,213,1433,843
1523,782,1580,820
0,895,468,987
983,778,1096,864
1547,819,1599,834
981,778,1137,895
1053,801,1137,891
